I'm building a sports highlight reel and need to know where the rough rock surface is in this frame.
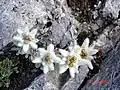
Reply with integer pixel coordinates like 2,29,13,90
0,0,77,49
82,38,120,90
80,0,120,90
25,0,120,89
0,0,120,90
80,18,120,90
102,0,120,18
0,0,89,90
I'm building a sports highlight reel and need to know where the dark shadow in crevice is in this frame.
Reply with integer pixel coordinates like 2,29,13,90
0,42,43,90
58,69,70,90
77,13,118,90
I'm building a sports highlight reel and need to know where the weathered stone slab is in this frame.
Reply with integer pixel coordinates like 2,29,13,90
1,0,120,90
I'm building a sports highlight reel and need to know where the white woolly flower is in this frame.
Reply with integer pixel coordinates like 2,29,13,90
68,40,94,70
13,27,38,53
78,38,98,69
59,48,80,78
59,38,98,77
32,44,65,74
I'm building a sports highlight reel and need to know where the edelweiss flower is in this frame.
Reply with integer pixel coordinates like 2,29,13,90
68,40,94,70
59,38,98,77
13,27,38,53
68,40,81,54
78,38,98,69
59,48,80,78
32,44,65,74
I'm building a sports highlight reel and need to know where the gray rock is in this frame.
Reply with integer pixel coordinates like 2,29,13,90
81,19,120,90
24,75,45,90
61,66,89,90
0,0,88,90
0,0,79,49
102,0,120,18
0,0,45,49
25,17,120,90
82,41,120,90
24,0,120,90
1,0,120,90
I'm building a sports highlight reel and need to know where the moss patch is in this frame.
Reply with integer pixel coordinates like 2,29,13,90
0,58,18,89
0,42,43,90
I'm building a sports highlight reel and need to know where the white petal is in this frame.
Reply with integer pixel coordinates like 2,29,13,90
78,59,93,69
17,28,23,35
75,68,79,73
74,40,78,46
69,46,73,51
42,62,46,66
59,49,68,57
43,65,49,74
69,50,75,56
88,48,98,55
86,56,94,60
47,44,54,53
17,42,23,47
32,57,42,63
59,65,68,74
75,64,79,73
69,67,75,78
59,60,66,64
24,27,30,33
31,39,38,44
68,41,77,51
29,29,37,37
49,63,54,70
30,42,38,49
13,36,23,43
23,44,29,53
74,45,81,53
81,38,89,49
51,54,65,64
89,42,96,49
29,29,37,38
62,58,67,62
38,48,47,56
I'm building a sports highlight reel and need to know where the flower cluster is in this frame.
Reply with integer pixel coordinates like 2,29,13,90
13,28,98,78
13,27,38,54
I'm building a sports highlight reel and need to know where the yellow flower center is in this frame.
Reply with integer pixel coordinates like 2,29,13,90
67,55,76,67
45,53,51,64
80,48,88,59
23,34,33,44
